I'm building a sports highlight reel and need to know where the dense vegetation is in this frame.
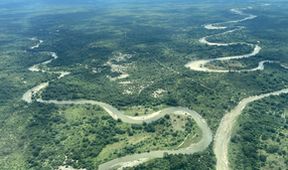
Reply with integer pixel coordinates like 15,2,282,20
18,103,197,170
0,0,288,169
132,146,215,170
230,95,288,170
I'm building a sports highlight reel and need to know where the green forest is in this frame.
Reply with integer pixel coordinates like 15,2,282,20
0,0,288,170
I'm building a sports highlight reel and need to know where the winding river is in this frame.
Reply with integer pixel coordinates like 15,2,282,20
22,41,213,169
187,7,288,170
22,6,288,170
185,8,274,73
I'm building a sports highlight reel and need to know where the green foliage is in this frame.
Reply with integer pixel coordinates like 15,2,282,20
23,104,124,169
230,95,288,170
132,146,216,170
1,1,288,169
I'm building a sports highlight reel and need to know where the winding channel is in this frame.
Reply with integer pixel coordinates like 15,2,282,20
21,6,288,170
185,8,275,73
185,7,288,170
22,41,213,169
